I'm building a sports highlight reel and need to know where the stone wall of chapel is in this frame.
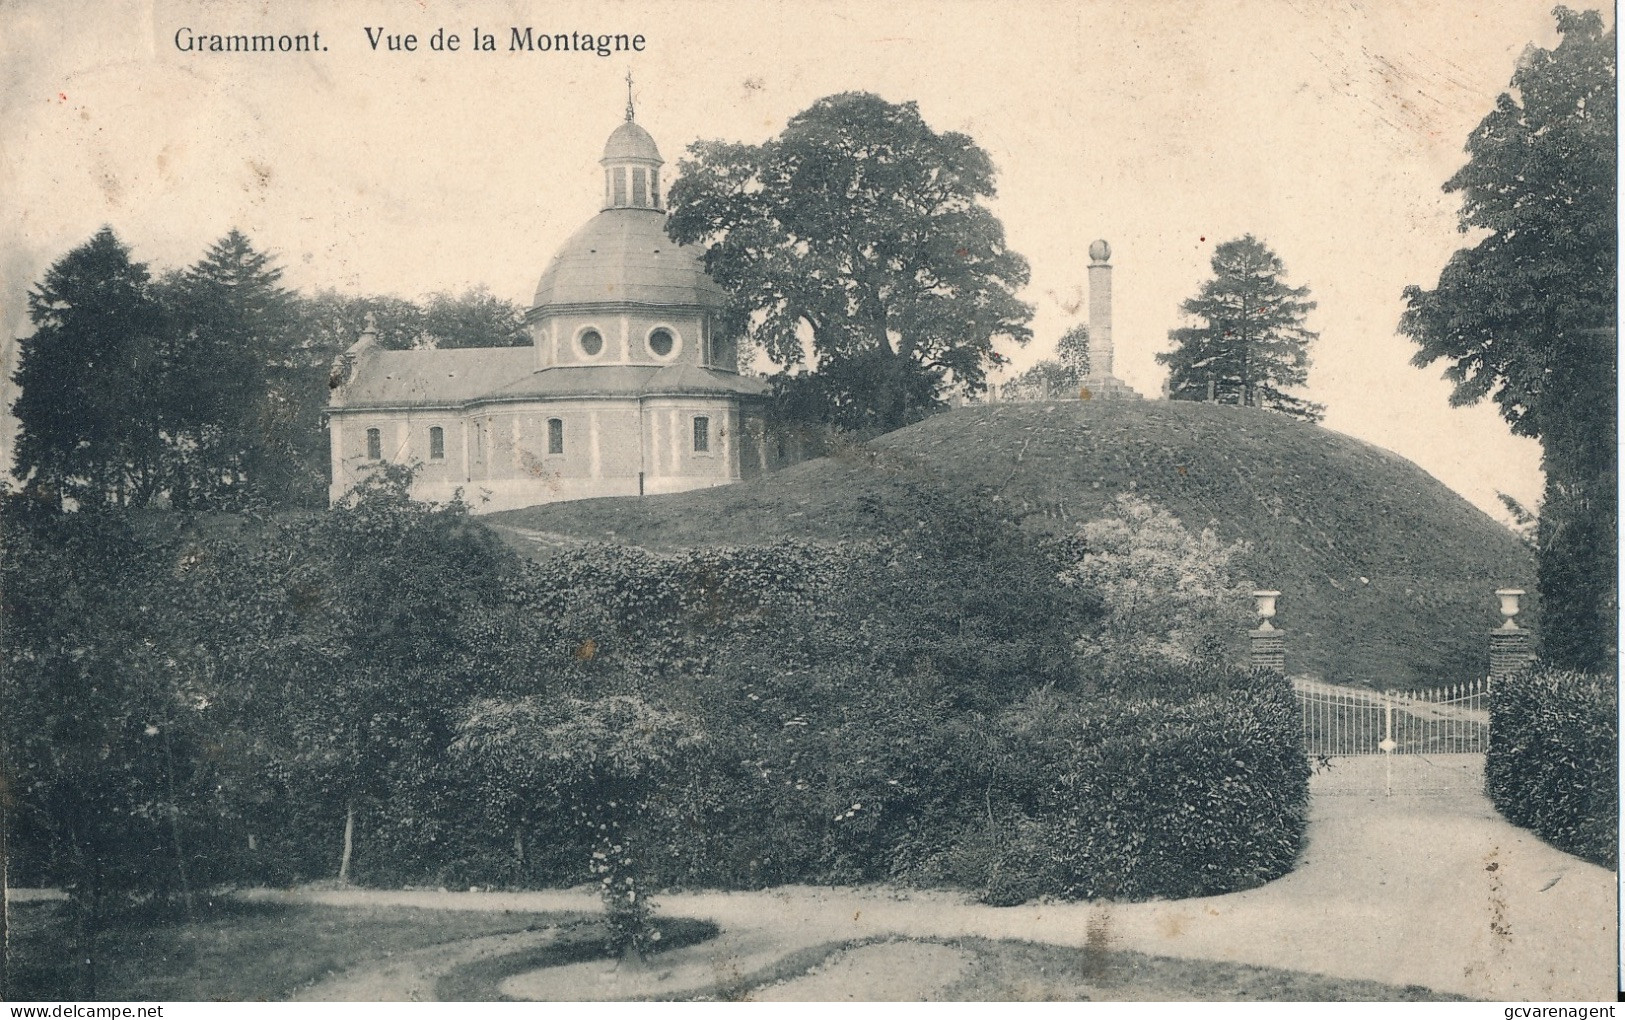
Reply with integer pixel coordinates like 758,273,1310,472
331,396,760,509
529,310,736,371
640,397,740,494
329,409,470,504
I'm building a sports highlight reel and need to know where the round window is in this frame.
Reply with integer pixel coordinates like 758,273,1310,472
648,328,676,358
578,329,604,357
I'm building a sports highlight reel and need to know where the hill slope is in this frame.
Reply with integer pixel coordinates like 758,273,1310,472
488,400,1535,688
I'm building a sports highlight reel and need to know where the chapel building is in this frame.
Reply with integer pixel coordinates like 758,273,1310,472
326,107,777,513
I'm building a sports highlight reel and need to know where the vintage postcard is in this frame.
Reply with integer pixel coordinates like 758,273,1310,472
1,0,1616,1007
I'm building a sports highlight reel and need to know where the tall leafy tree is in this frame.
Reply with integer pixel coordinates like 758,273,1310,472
1002,359,1080,402
1056,323,1091,381
0,499,238,994
420,287,530,349
667,92,1034,432
1159,235,1324,423
10,228,170,509
233,467,527,882
1399,7,1616,671
1002,324,1092,401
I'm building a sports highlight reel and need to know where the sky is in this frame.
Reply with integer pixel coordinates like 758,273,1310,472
1,0,1596,519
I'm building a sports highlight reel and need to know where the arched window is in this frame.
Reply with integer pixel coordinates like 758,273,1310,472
366,428,382,461
547,417,564,455
429,426,445,460
632,167,648,207
612,167,627,207
648,327,676,358
693,416,710,453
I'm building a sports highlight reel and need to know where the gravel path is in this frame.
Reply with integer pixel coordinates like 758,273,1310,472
749,941,975,1001
289,928,563,1001
257,754,1617,1001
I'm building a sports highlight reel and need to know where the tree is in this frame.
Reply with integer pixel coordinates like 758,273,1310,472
1056,495,1253,680
239,465,525,883
0,498,239,994
10,228,170,509
160,230,295,508
1398,7,1616,671
1056,323,1091,381
667,92,1034,432
454,694,705,963
1159,235,1324,423
1002,324,1090,401
1002,359,1079,402
419,287,530,350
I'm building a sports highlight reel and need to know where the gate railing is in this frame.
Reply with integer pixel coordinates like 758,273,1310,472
1293,677,1489,757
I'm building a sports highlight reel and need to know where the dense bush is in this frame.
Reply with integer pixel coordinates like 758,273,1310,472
469,490,1308,902
1053,494,1254,686
1486,665,1618,869
6,475,1312,917
998,670,1309,901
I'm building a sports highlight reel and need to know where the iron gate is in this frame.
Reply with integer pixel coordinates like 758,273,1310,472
1293,677,1489,756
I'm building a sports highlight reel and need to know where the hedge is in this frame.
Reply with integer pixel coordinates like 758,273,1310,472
5,484,1313,906
1486,665,1618,869
927,665,1310,903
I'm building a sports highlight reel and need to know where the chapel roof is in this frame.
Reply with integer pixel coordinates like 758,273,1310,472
332,352,769,411
531,207,726,311
603,120,662,163
332,347,534,409
488,363,770,401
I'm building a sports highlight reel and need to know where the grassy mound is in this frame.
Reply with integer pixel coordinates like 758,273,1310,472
489,400,1533,688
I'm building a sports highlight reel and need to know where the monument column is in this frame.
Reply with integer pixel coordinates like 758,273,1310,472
1081,239,1140,400
1087,239,1115,379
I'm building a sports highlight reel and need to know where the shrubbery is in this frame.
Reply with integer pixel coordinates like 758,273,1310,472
1486,665,1618,869
5,474,1311,934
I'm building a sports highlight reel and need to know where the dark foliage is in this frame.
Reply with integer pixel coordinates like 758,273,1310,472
156,231,297,510
5,472,1309,918
1399,8,1616,672
1,497,250,993
1159,235,1324,423
1486,665,1617,868
478,486,1305,901
992,672,1310,902
667,92,1033,432
10,228,171,509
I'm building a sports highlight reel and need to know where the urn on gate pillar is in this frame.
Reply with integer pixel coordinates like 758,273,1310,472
1249,589,1286,675
1489,587,1534,682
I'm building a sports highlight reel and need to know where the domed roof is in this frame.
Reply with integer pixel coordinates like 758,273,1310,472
532,207,725,310
603,120,662,163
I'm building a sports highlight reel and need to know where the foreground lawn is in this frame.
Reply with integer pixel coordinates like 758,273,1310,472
9,899,1466,1002
6,898,589,1001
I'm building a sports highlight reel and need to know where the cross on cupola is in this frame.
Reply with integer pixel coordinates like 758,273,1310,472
601,75,663,211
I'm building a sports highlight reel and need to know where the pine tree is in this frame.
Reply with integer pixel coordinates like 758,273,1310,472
11,228,170,509
162,230,294,508
1159,235,1324,423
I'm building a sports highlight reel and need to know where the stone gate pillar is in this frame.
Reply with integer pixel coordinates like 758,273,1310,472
1489,587,1534,682
1250,589,1285,675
